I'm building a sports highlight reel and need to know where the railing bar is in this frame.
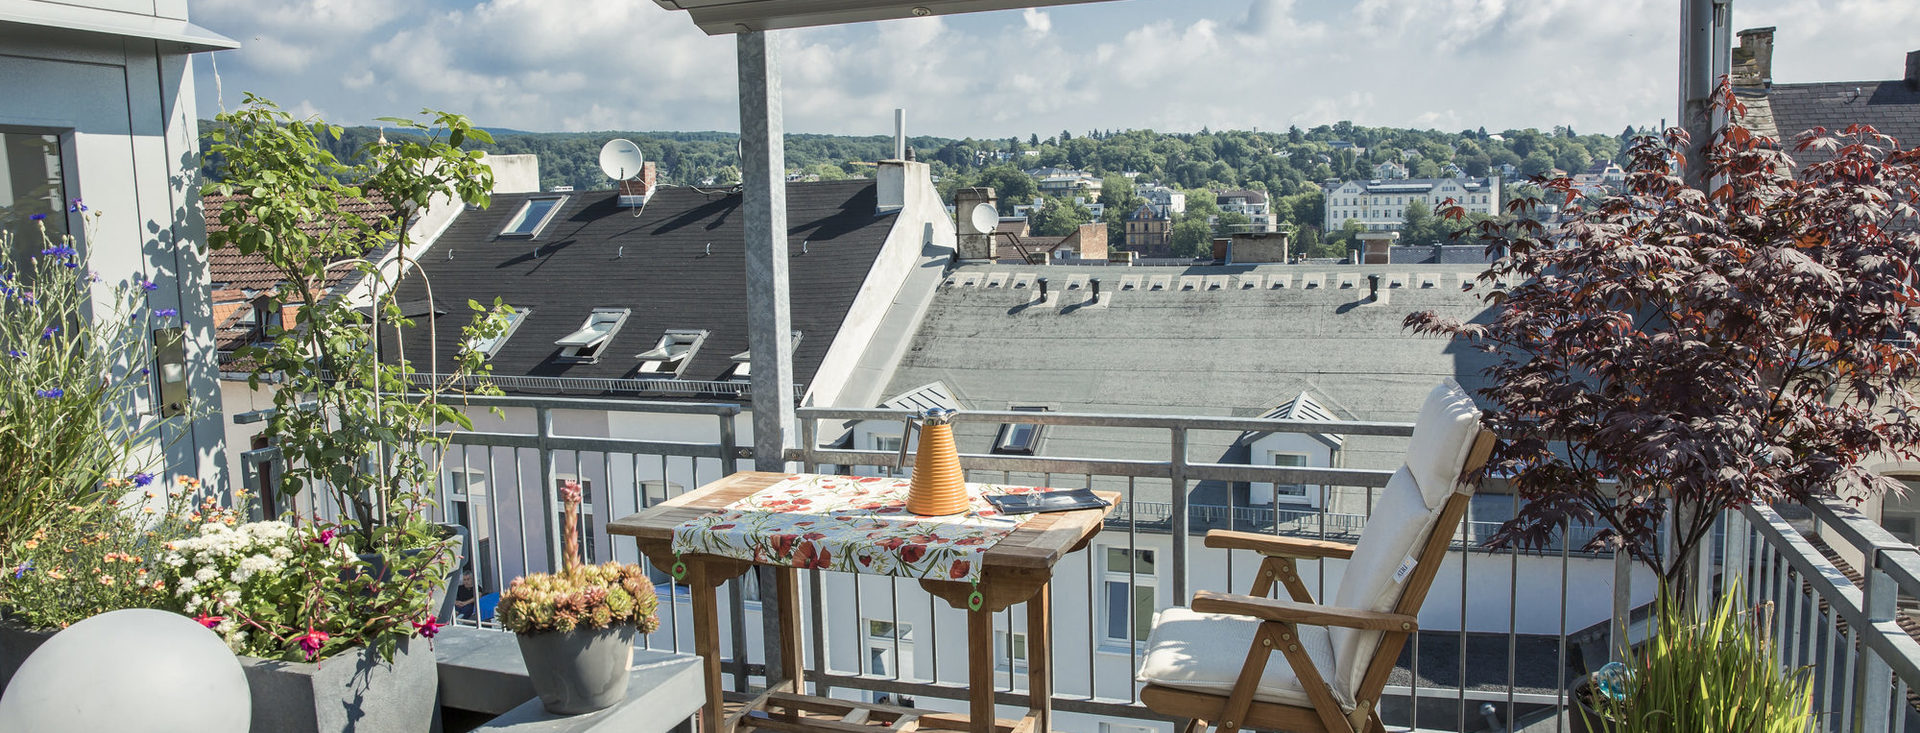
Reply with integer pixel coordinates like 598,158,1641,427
601,450,614,565
811,569,831,696
1843,624,1858,733
927,581,938,688
1458,522,1468,733
794,406,1418,436
1788,564,1804,672
1825,607,1842,721
853,571,865,677
1507,490,1519,726
1557,516,1570,733
1127,473,1139,704
891,582,902,683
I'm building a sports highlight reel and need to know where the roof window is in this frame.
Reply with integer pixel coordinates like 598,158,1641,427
500,196,566,238
992,406,1050,455
728,331,801,380
466,307,530,359
555,308,628,363
636,329,709,375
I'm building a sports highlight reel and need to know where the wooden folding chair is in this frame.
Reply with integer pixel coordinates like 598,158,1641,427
1136,382,1497,733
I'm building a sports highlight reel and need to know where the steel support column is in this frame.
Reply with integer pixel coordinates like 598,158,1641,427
738,29,799,687
1679,0,1732,189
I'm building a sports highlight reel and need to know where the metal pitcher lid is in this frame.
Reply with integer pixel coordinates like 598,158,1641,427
920,407,956,425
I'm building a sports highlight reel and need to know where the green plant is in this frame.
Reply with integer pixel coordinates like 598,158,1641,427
1590,582,1813,732
0,215,176,570
496,481,658,636
201,95,511,538
3,476,221,629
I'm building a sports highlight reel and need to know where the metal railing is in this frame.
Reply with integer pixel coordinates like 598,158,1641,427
1725,498,1920,731
233,395,1919,731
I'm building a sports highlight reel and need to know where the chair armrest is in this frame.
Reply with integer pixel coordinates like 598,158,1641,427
1203,530,1355,560
1190,591,1417,632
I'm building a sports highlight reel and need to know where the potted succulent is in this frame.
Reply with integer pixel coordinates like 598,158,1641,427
200,96,515,731
1570,581,1812,732
497,480,660,714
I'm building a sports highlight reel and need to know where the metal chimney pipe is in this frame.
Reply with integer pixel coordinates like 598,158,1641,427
1090,278,1101,302
894,108,906,160
1367,274,1380,301
1037,277,1049,302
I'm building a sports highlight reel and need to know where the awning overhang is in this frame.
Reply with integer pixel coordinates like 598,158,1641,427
0,6,239,53
652,0,1122,35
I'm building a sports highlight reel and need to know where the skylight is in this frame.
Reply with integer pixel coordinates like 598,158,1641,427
729,330,801,380
992,406,1050,455
466,307,530,360
555,307,628,363
636,329,709,375
500,196,565,238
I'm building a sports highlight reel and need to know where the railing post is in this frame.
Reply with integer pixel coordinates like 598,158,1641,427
1170,426,1189,604
536,404,558,573
1611,546,1632,663
1856,548,1900,733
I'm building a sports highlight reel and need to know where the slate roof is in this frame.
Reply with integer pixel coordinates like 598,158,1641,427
879,262,1499,508
1216,189,1267,204
386,181,898,396
1767,80,1920,168
1388,244,1499,265
202,192,397,291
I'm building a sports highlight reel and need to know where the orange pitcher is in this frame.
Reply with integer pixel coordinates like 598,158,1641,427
906,408,969,516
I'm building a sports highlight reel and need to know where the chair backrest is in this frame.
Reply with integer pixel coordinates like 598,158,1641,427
1324,381,1486,706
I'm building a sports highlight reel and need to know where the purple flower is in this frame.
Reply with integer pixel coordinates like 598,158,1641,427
67,199,86,213
12,561,30,579
28,213,44,222
132,473,154,487
152,308,178,318
5,350,22,358
40,325,57,340
141,280,159,292
38,246,75,258
35,388,62,399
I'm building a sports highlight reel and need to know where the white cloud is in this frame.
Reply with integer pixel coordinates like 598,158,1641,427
191,0,1920,140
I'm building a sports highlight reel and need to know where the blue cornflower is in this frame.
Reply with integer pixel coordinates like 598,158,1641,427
141,280,159,292
132,472,154,487
39,246,76,258
68,199,86,213
35,388,62,399
153,308,178,318
5,350,24,358
13,561,30,579
28,213,44,222
40,325,57,340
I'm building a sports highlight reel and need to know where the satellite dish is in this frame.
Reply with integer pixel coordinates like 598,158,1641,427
598,139,646,181
967,202,998,234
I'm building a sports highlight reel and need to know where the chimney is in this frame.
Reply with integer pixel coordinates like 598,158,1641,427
875,159,928,215
1037,277,1049,302
618,161,656,207
893,108,907,161
1908,50,1920,91
1733,27,1775,88
1090,278,1101,302
954,187,998,261
1367,274,1380,301
1074,222,1108,261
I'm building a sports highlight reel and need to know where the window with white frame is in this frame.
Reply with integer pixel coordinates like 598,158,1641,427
2,131,70,279
864,619,913,679
871,433,903,477
466,306,529,359
994,630,1028,670
554,308,628,363
1266,452,1311,505
499,196,565,238
1102,547,1156,645
636,329,708,375
993,406,1049,455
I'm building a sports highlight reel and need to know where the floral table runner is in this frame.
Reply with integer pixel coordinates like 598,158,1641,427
669,474,1043,583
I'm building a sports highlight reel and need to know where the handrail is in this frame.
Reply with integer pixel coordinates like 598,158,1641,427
799,406,1418,437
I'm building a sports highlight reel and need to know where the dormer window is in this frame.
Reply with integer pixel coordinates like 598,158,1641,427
555,308,628,363
729,331,801,380
635,329,708,376
500,196,566,238
467,307,529,359
993,406,1050,455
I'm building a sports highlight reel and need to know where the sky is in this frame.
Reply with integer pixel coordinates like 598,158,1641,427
189,0,1920,139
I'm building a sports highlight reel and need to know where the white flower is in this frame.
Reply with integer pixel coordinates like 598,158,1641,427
220,590,241,608
193,567,216,582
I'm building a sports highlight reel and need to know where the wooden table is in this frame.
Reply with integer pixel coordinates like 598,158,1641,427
607,471,1117,733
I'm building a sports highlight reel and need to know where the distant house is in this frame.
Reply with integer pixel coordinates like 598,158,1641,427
1321,176,1501,232
1213,189,1279,233
1124,202,1172,254
1372,161,1410,180
1134,184,1186,217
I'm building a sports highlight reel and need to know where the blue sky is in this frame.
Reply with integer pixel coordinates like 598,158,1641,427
189,0,1920,139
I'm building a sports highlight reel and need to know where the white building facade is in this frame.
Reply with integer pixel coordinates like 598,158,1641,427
1322,176,1502,232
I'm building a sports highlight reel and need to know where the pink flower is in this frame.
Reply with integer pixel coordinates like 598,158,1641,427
560,479,582,504
296,628,331,661
413,617,444,639
193,612,224,629
312,528,337,547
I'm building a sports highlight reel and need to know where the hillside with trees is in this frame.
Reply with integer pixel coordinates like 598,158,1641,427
200,119,1633,258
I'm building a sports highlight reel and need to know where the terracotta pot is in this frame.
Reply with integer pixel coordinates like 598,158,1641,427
907,414,969,516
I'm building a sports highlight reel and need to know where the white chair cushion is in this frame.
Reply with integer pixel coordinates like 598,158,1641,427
1137,607,1350,711
1327,467,1439,704
1405,380,1482,508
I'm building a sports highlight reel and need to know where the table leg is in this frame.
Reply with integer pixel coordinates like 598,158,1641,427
968,605,994,733
1026,582,1052,733
774,567,804,693
691,562,725,733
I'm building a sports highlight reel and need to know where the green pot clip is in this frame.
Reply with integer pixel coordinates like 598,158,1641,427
671,555,688,581
967,580,983,612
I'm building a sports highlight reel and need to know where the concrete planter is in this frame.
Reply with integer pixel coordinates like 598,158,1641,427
0,618,56,694
239,636,439,733
515,625,637,715
356,523,468,624
1568,676,1607,733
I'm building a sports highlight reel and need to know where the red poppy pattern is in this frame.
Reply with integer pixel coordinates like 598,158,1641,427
670,475,1043,582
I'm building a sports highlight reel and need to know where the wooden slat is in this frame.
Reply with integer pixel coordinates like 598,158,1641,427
1205,530,1355,559
1139,684,1330,733
1190,591,1417,631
